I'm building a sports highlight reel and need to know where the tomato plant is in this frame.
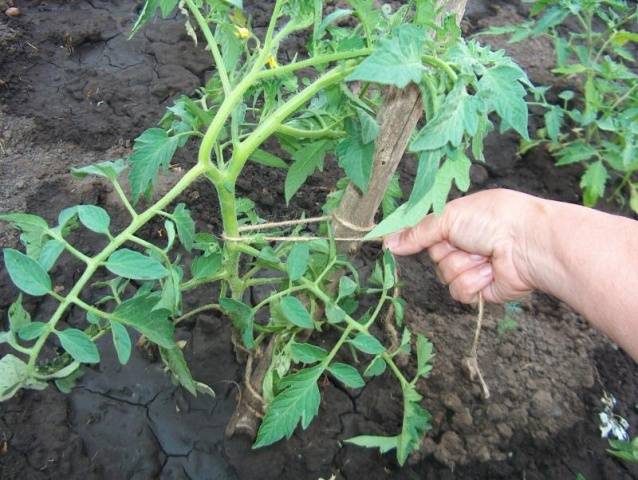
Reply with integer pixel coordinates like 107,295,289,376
0,0,532,464
484,0,638,210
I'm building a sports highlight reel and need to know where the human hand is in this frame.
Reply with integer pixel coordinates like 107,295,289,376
384,189,543,304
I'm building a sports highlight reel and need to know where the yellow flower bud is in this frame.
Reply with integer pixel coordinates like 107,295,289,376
234,26,250,40
267,55,279,69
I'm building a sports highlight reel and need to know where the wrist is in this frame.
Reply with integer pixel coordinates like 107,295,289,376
512,195,567,297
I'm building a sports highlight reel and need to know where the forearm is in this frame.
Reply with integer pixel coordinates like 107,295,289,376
525,199,638,360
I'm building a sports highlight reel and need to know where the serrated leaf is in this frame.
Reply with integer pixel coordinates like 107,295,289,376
0,213,49,258
408,149,443,207
112,295,175,348
410,83,474,152
348,25,426,88
160,345,197,396
555,142,597,166
220,298,254,348
3,248,52,296
56,328,100,364
356,108,379,144
350,333,385,355
544,107,564,143
173,203,195,251
345,435,397,454
477,66,529,139
38,239,65,271
190,252,222,279
396,384,431,465
280,296,314,329
254,366,323,447
336,120,375,191
129,128,179,202
77,205,111,235
285,140,331,203
328,362,365,389
416,334,434,378
131,0,179,36
8,295,30,333
110,321,132,365
580,161,607,207
105,248,168,280
18,321,47,341
287,243,310,281
71,159,127,181
290,342,328,364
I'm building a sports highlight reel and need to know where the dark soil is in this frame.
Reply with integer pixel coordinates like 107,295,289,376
1,1,637,479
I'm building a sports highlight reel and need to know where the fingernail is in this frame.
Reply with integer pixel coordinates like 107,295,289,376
384,234,400,251
470,254,484,262
480,264,493,277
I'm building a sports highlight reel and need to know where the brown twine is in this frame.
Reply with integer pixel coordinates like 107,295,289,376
225,213,380,243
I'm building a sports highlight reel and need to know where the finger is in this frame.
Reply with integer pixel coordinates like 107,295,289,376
384,213,447,256
449,263,493,304
437,250,488,285
428,241,458,263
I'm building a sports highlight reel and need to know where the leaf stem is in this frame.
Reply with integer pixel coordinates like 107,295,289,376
25,163,206,372
184,0,231,95
174,303,222,325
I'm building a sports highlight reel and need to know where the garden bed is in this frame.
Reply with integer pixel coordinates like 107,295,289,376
0,1,637,479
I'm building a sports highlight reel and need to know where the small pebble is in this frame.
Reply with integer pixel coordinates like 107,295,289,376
5,6,20,17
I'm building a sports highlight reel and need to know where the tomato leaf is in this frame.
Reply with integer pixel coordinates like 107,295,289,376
110,321,132,365
77,205,111,235
160,346,197,396
71,159,127,181
290,342,328,364
254,365,323,447
328,362,365,389
112,295,175,349
128,128,180,202
287,243,310,281
285,140,331,204
56,328,100,364
172,203,195,251
105,248,168,280
220,298,255,348
348,25,426,88
349,333,385,355
3,248,52,296
280,296,314,329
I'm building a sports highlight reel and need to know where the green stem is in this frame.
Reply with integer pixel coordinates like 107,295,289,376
174,303,222,325
251,285,308,313
113,180,138,219
26,163,206,371
277,124,346,139
129,235,171,265
47,231,92,264
255,49,372,80
422,55,457,83
184,0,231,95
229,65,355,181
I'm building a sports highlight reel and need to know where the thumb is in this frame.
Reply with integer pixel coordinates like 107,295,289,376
383,213,447,256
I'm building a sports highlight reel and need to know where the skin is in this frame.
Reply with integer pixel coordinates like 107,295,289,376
384,188,638,362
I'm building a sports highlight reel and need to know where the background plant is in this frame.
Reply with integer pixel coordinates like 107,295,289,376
484,0,638,210
0,0,532,464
